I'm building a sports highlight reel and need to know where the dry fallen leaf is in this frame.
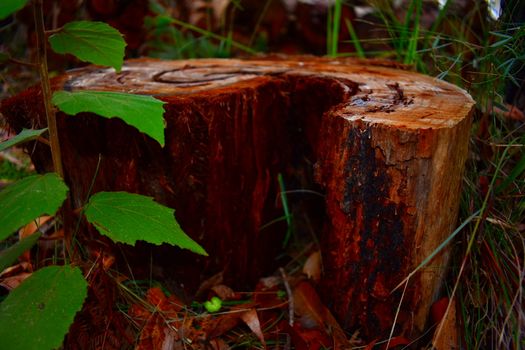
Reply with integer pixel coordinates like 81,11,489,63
147,287,184,314
292,280,349,349
258,275,282,289
18,216,52,239
18,216,52,262
91,249,116,270
386,336,410,349
240,308,266,346
130,287,190,349
302,250,321,282
211,284,236,300
0,272,31,291
0,261,31,278
160,327,178,350
135,315,173,350
195,271,224,298
211,0,231,22
201,312,241,340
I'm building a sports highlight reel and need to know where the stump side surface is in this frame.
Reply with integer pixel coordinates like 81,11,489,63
0,57,474,339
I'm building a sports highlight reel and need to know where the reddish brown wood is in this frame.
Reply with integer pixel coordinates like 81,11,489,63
1,57,474,339
316,86,473,338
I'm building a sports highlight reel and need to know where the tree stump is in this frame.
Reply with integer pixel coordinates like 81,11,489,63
1,56,474,339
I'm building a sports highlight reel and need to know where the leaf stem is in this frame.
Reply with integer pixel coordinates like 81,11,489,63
44,28,62,35
33,0,64,178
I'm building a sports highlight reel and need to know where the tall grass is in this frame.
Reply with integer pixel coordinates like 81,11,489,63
349,0,525,348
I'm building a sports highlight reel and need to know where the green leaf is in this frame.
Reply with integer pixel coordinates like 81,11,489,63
48,21,126,72
0,265,88,350
0,232,41,272
0,128,48,152
0,0,29,20
0,174,68,241
84,191,207,255
52,90,166,146
204,296,222,313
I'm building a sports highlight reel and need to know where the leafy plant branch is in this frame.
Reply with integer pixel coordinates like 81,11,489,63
0,2,206,349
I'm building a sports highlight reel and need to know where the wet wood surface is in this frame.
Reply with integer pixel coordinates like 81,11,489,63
1,56,474,339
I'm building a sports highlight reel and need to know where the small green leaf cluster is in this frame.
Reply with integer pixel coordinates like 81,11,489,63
203,296,223,313
0,3,206,349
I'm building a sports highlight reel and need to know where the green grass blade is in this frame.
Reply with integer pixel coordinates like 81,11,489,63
374,6,402,58
278,173,292,247
393,209,481,291
423,0,451,46
259,215,289,232
345,18,365,58
168,17,256,55
400,0,417,50
0,128,47,152
329,0,343,57
326,4,333,56
404,0,422,64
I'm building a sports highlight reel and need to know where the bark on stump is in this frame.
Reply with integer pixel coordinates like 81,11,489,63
1,57,474,339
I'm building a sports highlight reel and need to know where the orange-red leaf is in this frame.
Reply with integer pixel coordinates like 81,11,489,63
386,336,410,349
293,280,349,348
240,308,266,346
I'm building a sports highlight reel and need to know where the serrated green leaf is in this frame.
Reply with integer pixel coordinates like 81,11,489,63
0,265,88,350
0,174,68,241
52,90,166,146
0,128,48,152
0,0,29,20
0,232,41,272
48,21,126,71
84,191,207,255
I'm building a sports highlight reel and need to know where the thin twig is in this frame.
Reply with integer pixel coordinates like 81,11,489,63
36,136,50,146
7,57,37,67
279,267,294,327
386,279,409,350
44,28,62,35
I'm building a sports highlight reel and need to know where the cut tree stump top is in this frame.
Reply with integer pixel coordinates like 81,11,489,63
59,56,472,129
